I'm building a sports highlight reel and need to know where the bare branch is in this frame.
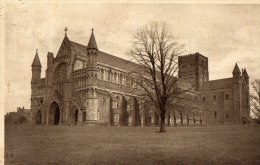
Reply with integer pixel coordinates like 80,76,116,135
128,22,190,132
250,79,260,119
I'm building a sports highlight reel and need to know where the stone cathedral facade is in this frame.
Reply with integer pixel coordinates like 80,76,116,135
30,29,250,126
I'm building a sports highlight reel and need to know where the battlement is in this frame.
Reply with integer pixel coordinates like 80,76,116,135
17,107,25,112
179,52,200,58
17,107,30,113
179,52,207,60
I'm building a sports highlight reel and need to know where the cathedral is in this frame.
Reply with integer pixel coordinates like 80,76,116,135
30,29,250,126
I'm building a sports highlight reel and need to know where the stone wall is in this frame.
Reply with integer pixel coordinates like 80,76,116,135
202,89,236,124
97,90,111,125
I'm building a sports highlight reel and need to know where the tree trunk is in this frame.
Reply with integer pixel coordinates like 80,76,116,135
187,113,189,126
180,111,183,125
173,111,177,127
167,112,171,127
159,113,166,132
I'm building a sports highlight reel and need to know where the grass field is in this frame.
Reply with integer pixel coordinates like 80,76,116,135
4,125,260,165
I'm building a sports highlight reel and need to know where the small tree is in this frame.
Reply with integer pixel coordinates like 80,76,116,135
250,79,260,122
129,22,184,132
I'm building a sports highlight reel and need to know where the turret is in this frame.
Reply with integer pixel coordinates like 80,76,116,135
85,29,99,123
87,28,98,66
242,68,250,118
86,28,99,87
31,49,41,81
232,63,242,123
47,52,54,68
45,52,54,86
242,68,249,85
232,62,241,80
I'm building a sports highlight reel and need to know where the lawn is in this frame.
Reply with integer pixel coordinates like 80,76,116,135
4,125,260,165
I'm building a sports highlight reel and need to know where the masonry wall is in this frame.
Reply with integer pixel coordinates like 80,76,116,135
202,89,234,124
241,83,250,118
178,55,197,88
97,91,111,125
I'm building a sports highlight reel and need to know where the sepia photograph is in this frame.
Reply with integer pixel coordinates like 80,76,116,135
1,0,260,164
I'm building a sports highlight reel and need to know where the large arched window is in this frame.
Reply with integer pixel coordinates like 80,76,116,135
57,64,67,81
54,63,67,97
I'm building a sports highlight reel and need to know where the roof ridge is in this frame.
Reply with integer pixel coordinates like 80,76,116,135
208,77,233,82
99,51,136,64
70,41,86,47
70,40,140,67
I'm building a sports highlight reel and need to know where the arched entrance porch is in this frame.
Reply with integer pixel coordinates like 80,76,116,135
48,102,60,125
70,106,82,125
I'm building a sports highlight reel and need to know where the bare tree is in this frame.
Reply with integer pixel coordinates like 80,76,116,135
129,22,184,132
250,79,260,121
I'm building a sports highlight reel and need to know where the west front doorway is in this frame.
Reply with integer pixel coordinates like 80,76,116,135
48,102,60,125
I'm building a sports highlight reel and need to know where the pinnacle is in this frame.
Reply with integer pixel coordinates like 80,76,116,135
243,68,249,78
65,27,68,37
87,28,98,50
31,49,41,67
232,63,241,75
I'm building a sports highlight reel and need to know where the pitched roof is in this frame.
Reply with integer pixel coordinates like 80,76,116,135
87,29,98,50
202,78,233,91
70,41,87,57
70,41,142,72
98,51,143,72
31,49,41,67
232,63,241,74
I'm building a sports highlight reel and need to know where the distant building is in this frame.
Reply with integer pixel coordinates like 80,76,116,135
5,107,31,125
30,28,250,126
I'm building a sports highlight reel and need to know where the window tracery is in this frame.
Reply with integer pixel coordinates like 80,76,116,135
55,63,67,98
56,64,67,82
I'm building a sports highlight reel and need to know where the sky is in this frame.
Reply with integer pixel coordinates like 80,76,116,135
3,2,260,113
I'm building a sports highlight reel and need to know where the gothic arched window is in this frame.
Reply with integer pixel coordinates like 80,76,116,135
56,64,67,82
55,63,67,97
